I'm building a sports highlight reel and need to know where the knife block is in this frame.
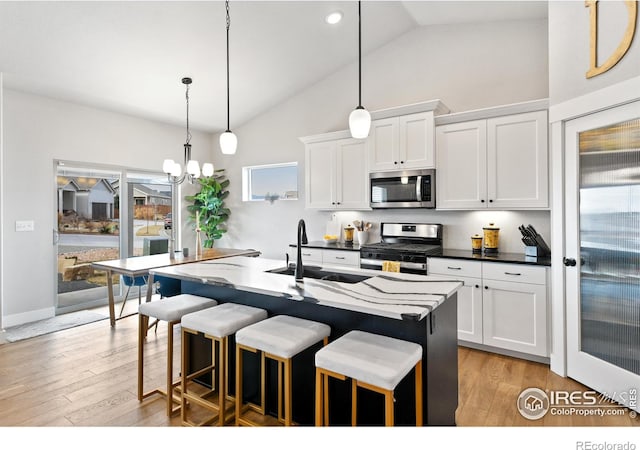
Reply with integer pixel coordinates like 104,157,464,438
525,246,549,257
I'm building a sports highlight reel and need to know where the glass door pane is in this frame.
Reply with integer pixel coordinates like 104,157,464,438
125,171,172,258
579,118,640,376
56,164,120,313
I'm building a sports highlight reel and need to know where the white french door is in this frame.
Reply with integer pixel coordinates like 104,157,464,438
565,100,640,412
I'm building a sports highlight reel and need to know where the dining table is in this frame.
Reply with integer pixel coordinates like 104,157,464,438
91,247,261,327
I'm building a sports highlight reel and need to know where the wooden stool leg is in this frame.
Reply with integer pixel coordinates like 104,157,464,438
415,360,423,426
323,372,329,425
351,379,358,426
137,313,145,401
181,327,189,424
277,360,283,422
235,345,243,426
284,358,292,426
384,391,394,426
218,337,226,426
166,321,174,417
315,368,323,426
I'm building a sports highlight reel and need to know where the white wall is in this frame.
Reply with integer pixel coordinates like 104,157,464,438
214,19,550,260
1,89,212,326
549,1,640,105
0,73,4,330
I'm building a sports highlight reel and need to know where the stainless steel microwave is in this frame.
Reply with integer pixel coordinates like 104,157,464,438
370,168,436,208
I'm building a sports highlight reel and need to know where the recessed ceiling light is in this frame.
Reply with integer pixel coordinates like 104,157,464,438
325,11,343,25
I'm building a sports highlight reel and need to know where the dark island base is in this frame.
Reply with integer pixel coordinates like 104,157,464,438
182,280,458,426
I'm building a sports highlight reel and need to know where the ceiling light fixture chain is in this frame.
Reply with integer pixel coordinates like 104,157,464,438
220,0,238,155
185,78,192,146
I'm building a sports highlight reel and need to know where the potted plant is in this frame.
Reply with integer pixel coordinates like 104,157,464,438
185,170,230,248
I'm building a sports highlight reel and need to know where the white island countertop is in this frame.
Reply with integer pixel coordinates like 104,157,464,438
150,256,462,321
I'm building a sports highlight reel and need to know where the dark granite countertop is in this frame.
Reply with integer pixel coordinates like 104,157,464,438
289,241,362,251
431,249,551,267
290,243,551,266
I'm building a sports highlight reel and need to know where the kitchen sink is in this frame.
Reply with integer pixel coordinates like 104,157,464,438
266,265,371,284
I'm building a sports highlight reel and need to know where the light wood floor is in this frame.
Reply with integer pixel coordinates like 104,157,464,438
0,313,637,427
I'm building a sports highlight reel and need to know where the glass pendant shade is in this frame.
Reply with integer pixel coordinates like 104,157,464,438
186,160,200,177
170,162,182,177
349,106,371,139
163,159,175,174
220,131,238,155
202,163,214,177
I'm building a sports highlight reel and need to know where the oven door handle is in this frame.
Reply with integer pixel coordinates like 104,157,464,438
416,175,422,201
360,259,427,271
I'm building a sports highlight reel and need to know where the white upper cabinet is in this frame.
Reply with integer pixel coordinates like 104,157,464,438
369,111,435,172
435,120,488,209
304,136,369,210
435,101,549,210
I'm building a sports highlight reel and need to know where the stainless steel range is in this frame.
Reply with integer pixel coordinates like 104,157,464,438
360,223,443,274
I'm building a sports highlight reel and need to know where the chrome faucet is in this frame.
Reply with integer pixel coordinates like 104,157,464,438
295,219,308,281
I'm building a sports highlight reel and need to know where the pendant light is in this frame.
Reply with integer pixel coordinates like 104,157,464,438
348,1,371,139
220,0,237,155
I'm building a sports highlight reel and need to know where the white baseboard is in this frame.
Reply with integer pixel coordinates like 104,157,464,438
3,307,56,328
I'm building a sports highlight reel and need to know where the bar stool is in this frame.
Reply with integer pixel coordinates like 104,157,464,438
235,315,331,426
314,330,423,426
138,294,217,417
180,303,268,426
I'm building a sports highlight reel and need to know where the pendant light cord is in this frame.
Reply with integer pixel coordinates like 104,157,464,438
358,0,362,108
226,0,231,132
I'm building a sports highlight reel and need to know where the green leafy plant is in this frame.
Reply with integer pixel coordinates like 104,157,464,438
185,169,230,248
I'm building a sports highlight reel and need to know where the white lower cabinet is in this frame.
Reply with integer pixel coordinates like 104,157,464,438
289,247,360,268
428,258,548,358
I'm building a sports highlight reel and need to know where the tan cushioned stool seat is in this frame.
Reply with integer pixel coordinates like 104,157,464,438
235,315,331,359
182,303,268,338
315,330,422,391
138,294,216,322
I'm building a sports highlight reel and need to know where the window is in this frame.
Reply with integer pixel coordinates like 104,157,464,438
242,162,298,202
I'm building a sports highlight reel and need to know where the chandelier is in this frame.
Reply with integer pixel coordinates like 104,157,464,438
163,77,214,184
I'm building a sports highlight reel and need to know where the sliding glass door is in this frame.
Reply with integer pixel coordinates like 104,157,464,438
55,163,121,313
55,163,172,315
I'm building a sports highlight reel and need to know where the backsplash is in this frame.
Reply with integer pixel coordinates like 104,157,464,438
327,209,551,254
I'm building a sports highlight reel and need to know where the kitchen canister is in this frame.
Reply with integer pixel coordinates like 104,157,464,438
344,226,355,244
471,234,483,253
483,223,500,254
357,230,368,245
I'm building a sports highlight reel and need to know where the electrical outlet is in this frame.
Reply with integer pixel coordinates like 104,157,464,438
15,220,35,232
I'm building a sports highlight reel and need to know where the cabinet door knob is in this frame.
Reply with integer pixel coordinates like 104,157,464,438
400,161,404,164
331,202,336,205
394,161,398,164
337,202,341,205
489,199,494,203
484,285,489,290
481,199,485,203
475,284,479,289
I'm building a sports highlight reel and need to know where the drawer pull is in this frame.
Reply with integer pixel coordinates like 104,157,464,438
302,253,312,256
447,266,462,270
335,256,346,260
504,272,522,276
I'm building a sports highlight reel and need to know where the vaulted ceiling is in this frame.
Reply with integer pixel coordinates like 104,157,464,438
0,1,548,132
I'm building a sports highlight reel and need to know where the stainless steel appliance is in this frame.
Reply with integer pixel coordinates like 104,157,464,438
360,223,443,274
370,168,435,209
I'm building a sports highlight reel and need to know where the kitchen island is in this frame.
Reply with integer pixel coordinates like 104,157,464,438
150,256,462,426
